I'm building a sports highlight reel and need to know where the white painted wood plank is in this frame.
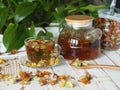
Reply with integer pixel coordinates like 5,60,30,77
115,49,120,54
103,50,120,65
95,55,120,89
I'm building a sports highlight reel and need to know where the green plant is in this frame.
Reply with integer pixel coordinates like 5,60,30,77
0,0,107,52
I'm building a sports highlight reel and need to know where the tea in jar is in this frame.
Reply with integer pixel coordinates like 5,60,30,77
58,15,102,60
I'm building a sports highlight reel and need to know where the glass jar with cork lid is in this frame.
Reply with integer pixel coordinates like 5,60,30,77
58,15,102,60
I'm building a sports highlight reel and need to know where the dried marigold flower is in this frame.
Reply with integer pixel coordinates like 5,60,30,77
65,81,74,88
59,80,74,88
36,71,43,77
85,72,92,80
34,46,40,52
0,58,6,64
53,73,58,80
39,77,47,85
54,58,59,64
78,72,92,84
49,80,56,85
78,76,90,84
59,80,66,87
19,72,32,82
70,58,88,67
28,40,34,46
0,73,11,81
43,71,51,75
81,61,88,66
10,49,17,54
58,75,68,81
37,39,43,44
9,78,17,84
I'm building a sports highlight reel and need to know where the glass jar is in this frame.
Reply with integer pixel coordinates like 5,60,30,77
96,9,120,50
58,15,102,60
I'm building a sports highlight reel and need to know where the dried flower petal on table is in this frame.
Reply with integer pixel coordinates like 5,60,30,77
59,80,66,87
34,71,49,85
0,73,11,81
54,58,59,64
9,78,17,84
19,71,33,84
58,74,74,88
82,61,88,66
35,70,44,77
39,77,48,85
52,73,58,81
78,72,92,84
0,66,92,88
58,75,69,81
85,72,92,80
65,81,74,88
70,58,88,67
49,80,56,85
0,58,7,64
10,49,17,54
43,71,51,75
59,80,74,88
70,58,82,66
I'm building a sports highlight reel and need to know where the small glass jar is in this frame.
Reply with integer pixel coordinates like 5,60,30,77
96,9,120,50
58,15,102,60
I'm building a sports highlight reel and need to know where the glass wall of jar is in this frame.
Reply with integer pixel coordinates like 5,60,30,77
58,15,102,60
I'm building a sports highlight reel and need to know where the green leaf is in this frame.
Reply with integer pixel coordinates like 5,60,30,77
37,36,51,40
37,31,45,39
8,13,15,20
80,4,106,12
14,2,37,23
3,23,17,50
0,8,8,31
36,30,53,40
0,1,6,8
3,23,29,52
29,22,35,37
91,10,99,18
46,32,53,38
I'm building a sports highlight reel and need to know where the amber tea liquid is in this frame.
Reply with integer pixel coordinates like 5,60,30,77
58,33,101,60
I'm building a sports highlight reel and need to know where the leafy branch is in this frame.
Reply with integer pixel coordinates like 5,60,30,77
0,0,107,52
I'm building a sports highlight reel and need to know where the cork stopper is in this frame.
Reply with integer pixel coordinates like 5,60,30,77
65,15,93,29
65,15,93,24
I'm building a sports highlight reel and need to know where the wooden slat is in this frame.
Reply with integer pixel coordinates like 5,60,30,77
94,53,120,89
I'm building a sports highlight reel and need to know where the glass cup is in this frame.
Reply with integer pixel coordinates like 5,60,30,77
24,37,61,64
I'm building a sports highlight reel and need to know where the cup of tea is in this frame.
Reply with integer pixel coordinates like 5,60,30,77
24,37,61,64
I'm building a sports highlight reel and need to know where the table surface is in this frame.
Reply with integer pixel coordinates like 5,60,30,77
0,34,120,90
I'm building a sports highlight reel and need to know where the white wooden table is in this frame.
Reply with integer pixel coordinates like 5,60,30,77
0,33,120,90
